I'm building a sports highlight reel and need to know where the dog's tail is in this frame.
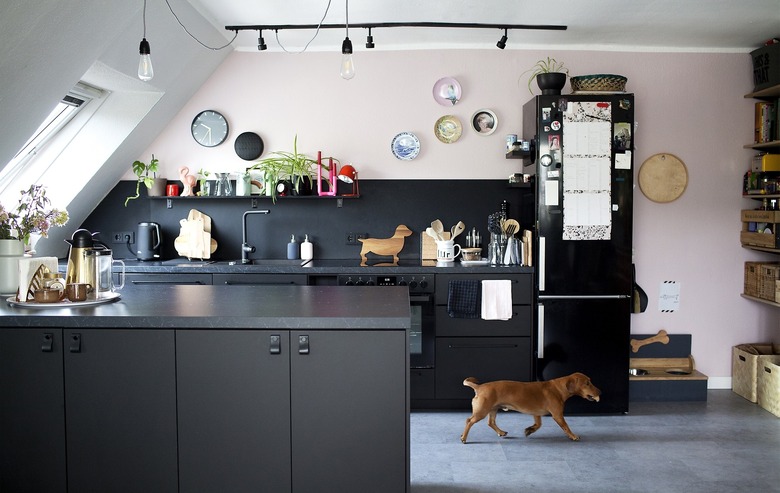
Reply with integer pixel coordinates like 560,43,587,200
463,377,480,390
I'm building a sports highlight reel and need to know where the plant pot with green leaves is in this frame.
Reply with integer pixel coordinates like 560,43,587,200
249,135,321,201
522,57,569,95
125,154,166,206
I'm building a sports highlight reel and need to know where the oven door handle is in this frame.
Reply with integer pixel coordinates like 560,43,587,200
409,295,433,303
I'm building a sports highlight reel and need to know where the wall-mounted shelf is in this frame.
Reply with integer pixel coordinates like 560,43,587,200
744,83,780,100
743,141,780,151
150,194,359,210
741,293,780,308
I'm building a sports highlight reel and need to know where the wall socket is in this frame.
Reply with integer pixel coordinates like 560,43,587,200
112,231,134,244
345,232,368,245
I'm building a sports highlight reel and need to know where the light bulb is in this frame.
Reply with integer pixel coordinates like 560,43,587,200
138,38,154,81
340,37,355,80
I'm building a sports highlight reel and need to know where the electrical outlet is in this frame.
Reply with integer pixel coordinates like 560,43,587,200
112,232,134,244
346,232,357,245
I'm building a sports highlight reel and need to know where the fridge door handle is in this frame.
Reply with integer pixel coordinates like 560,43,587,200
537,303,545,359
539,236,546,292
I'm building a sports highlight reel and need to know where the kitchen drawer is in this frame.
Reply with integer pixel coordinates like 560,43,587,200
434,274,531,305
435,337,531,400
125,273,212,289
213,273,307,285
435,306,531,337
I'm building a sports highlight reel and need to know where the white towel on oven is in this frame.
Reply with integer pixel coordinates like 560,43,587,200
481,279,512,320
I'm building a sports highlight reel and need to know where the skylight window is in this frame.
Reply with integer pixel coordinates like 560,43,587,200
0,82,103,195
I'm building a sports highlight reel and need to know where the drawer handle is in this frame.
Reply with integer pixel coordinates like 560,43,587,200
447,344,518,349
270,334,282,354
69,333,82,353
298,335,310,354
41,333,54,352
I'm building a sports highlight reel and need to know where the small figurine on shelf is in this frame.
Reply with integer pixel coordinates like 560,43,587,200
179,166,197,197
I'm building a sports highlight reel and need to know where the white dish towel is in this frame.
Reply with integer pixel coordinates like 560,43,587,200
481,279,513,320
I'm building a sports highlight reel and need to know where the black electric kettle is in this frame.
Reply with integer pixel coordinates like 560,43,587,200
135,222,161,261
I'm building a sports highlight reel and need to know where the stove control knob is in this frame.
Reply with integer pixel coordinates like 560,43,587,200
409,280,418,289
344,279,355,286
398,279,408,286
366,279,375,286
419,279,428,289
356,279,365,286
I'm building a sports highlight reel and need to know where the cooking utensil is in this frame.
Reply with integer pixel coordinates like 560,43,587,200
431,219,445,240
450,221,465,240
425,227,439,240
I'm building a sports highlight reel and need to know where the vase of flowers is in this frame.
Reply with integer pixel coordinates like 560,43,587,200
0,184,68,294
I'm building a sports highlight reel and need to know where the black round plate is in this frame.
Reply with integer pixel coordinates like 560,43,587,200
234,132,264,160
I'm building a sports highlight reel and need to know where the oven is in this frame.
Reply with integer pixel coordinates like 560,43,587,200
337,273,435,369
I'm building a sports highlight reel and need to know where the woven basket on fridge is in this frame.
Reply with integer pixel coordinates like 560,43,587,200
570,74,628,92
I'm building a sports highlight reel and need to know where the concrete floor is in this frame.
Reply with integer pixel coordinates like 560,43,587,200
410,390,780,493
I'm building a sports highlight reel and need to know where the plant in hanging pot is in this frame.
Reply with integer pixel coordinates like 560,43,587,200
125,154,166,206
521,57,569,95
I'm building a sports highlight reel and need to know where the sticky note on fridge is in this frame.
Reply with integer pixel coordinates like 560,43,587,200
615,151,631,170
545,180,559,206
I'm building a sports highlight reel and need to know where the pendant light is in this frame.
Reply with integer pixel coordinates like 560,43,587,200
340,0,355,80
138,0,154,81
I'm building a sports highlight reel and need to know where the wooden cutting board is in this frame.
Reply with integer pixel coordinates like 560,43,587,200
174,209,217,259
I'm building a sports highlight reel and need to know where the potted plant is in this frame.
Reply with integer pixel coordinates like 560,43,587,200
250,135,323,201
522,57,569,95
0,184,69,293
197,168,211,196
125,154,166,206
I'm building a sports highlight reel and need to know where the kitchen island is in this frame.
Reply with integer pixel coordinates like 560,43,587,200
0,284,410,493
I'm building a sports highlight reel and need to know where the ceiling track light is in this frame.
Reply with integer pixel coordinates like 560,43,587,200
366,27,375,49
497,28,508,49
225,21,567,35
257,30,267,50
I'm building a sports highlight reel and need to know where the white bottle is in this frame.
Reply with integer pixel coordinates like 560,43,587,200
301,234,313,261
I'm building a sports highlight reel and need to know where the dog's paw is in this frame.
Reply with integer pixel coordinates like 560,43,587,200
460,436,467,444
524,426,538,437
497,430,508,438
569,435,580,441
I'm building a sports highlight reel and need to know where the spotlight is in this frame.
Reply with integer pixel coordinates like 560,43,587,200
257,30,267,51
496,29,507,49
366,27,375,49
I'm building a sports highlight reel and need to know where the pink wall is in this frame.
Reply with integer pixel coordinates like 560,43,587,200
142,48,777,385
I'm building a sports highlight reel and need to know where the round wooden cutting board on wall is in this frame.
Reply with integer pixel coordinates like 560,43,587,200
638,153,688,203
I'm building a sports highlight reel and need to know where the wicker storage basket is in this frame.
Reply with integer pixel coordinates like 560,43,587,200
570,74,627,92
757,359,780,417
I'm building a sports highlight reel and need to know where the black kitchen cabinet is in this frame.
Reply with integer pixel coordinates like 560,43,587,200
429,273,533,406
176,329,407,493
124,272,212,290
176,330,292,493
63,329,178,493
0,329,67,492
212,273,307,285
1,329,178,493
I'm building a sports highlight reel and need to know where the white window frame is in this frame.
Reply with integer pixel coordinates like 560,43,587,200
0,82,104,195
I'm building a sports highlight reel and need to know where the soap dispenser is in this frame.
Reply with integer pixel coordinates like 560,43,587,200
301,234,313,261
287,234,299,260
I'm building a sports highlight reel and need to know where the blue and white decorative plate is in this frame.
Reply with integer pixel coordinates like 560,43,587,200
391,132,421,160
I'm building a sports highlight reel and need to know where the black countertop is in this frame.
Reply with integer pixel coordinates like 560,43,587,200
0,284,411,330
119,258,533,275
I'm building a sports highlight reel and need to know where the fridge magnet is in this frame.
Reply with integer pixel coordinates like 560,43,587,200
471,109,498,135
548,135,561,150
613,122,631,151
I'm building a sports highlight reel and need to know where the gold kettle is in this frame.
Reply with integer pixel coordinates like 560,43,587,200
64,229,106,286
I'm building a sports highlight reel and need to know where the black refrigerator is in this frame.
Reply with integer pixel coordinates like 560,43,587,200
522,94,634,414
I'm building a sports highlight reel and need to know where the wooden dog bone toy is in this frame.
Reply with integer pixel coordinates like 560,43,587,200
630,329,669,353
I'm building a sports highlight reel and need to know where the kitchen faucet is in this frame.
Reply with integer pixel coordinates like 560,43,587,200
241,210,270,264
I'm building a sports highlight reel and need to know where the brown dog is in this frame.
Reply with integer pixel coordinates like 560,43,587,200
460,373,601,443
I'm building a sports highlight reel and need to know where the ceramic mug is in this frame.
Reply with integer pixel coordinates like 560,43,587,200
66,283,91,302
436,239,461,262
